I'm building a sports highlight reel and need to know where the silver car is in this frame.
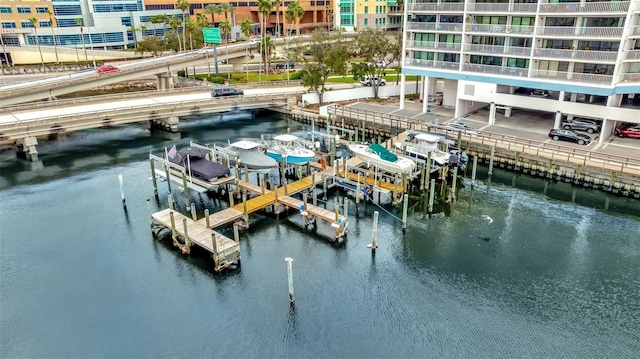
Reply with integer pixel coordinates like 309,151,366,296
561,118,600,134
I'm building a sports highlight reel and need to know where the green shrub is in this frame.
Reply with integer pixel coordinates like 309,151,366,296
177,70,186,77
290,70,303,80
208,76,226,84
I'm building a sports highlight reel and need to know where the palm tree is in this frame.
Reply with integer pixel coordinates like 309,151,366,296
204,4,219,26
150,14,168,36
46,10,59,64
274,0,281,36
176,0,190,52
324,4,332,30
287,1,304,35
285,8,294,36
75,18,87,65
219,19,232,43
185,17,195,50
257,0,273,38
128,24,139,49
168,15,182,51
258,36,274,79
29,17,45,67
240,18,253,40
219,2,235,25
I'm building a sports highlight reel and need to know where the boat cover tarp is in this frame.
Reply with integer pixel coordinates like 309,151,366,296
369,144,397,162
169,146,231,182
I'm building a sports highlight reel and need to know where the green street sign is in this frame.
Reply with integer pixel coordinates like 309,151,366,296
203,28,221,44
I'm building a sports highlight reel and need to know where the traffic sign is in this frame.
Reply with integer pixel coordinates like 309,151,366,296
203,28,221,44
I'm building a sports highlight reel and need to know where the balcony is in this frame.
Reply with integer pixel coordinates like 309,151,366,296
620,73,640,83
537,26,624,38
406,22,463,32
539,1,630,14
407,2,464,12
406,40,462,51
466,3,537,13
462,63,528,77
465,44,531,56
466,24,534,35
404,59,460,71
530,70,613,85
624,50,640,60
533,48,618,62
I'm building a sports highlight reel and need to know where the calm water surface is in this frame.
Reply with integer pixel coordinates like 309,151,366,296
1,111,639,359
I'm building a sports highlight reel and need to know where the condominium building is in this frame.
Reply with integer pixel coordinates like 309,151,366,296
335,0,402,30
400,0,640,141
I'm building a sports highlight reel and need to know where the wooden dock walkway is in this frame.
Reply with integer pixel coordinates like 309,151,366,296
151,208,240,272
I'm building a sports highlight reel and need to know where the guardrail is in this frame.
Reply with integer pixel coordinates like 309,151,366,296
327,105,419,133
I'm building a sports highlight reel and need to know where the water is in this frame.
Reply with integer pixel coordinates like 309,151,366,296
1,111,639,359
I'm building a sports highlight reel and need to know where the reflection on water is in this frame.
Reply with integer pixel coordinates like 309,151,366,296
1,110,639,358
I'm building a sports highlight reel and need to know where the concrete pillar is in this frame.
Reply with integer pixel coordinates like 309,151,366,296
554,111,563,129
399,74,406,110
230,57,245,72
454,98,468,118
509,86,515,94
488,102,496,125
165,116,180,132
156,74,165,91
18,137,39,162
504,107,512,118
567,93,578,121
422,76,430,113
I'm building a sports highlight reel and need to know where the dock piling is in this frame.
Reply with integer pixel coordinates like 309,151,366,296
205,209,210,228
344,197,348,217
146,199,152,225
170,211,177,244
164,163,172,193
168,192,174,210
274,185,279,213
181,218,191,253
233,223,240,243
367,210,379,253
402,194,409,234
242,194,248,224
228,185,235,207
471,155,478,183
488,146,495,176
322,174,328,201
285,257,295,303
334,203,339,222
428,179,436,213
190,203,197,221
451,167,458,201
150,159,158,198
118,174,127,210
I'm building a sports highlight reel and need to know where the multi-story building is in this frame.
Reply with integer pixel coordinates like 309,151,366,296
335,0,401,30
400,0,640,142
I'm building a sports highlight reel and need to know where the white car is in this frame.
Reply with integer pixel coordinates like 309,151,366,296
443,121,479,135
361,76,386,86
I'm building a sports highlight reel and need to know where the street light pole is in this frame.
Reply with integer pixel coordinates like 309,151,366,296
87,26,96,68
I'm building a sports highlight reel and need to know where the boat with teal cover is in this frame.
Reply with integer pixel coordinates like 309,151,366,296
348,143,416,174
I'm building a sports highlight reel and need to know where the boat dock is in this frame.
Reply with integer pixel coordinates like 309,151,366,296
151,208,241,272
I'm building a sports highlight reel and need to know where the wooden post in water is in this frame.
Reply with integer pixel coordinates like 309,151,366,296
425,151,432,188
168,192,174,210
181,171,189,204
344,197,348,217
210,232,218,269
471,155,478,182
285,257,294,303
428,179,436,213
457,131,462,149
302,191,308,212
367,210,379,253
242,194,248,224
401,173,408,194
244,165,249,182
118,174,127,210
402,193,409,234
234,178,240,199
488,146,495,176
355,173,361,214
182,218,191,254
334,203,339,222
420,165,426,191
451,167,458,201
228,185,235,207
273,185,279,213
146,199,152,225
190,203,197,221
322,174,328,201
164,163,172,193
170,211,177,244
205,209,210,228
150,159,158,198
233,223,240,244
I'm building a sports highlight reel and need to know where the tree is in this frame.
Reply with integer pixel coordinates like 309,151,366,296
168,15,182,51
240,18,253,40
135,36,164,56
219,2,235,25
257,0,273,39
75,18,88,65
29,17,45,67
352,28,401,98
293,29,349,104
46,10,59,64
176,0,190,52
150,14,169,36
284,7,295,36
204,4,220,26
286,1,304,35
219,19,232,43
185,16,195,50
258,36,274,78
274,0,281,36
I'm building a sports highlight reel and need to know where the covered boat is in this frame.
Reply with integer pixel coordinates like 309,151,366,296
228,140,278,173
266,134,315,164
394,132,450,167
349,143,416,174
168,146,231,182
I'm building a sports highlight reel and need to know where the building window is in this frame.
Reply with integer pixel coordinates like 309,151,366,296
57,18,81,27
364,6,368,14
53,5,82,16
36,7,49,13
121,17,132,26
22,22,34,28
1,22,16,29
17,7,32,14
40,21,52,28
0,7,12,14
364,18,368,26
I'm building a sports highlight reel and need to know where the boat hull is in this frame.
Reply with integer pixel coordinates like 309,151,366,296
349,144,416,173
267,151,313,165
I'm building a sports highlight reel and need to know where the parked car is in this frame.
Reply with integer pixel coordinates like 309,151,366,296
561,118,601,134
530,89,551,98
548,128,591,145
211,87,244,97
614,125,640,138
361,76,386,86
443,121,479,135
97,64,119,74
248,37,261,45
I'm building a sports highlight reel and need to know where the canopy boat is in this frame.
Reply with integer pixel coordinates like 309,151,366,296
394,132,450,167
266,134,315,165
168,146,231,183
348,143,416,174
227,140,278,174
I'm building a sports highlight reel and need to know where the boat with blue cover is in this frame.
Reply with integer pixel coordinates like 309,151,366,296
266,134,315,164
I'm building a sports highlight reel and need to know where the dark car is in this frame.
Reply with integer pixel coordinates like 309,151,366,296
615,125,640,138
530,89,551,98
561,118,601,134
211,87,244,97
274,61,295,69
548,129,591,145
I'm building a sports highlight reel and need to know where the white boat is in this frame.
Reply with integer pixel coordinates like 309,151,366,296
228,140,278,174
394,132,450,167
349,143,416,174
266,134,315,165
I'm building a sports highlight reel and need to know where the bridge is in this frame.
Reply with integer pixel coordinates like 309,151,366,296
0,89,296,161
0,33,354,106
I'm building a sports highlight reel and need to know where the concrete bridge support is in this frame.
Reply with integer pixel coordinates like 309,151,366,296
230,56,249,73
156,73,174,91
150,116,180,133
17,137,39,162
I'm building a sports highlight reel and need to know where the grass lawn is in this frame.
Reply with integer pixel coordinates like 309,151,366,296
191,71,417,85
